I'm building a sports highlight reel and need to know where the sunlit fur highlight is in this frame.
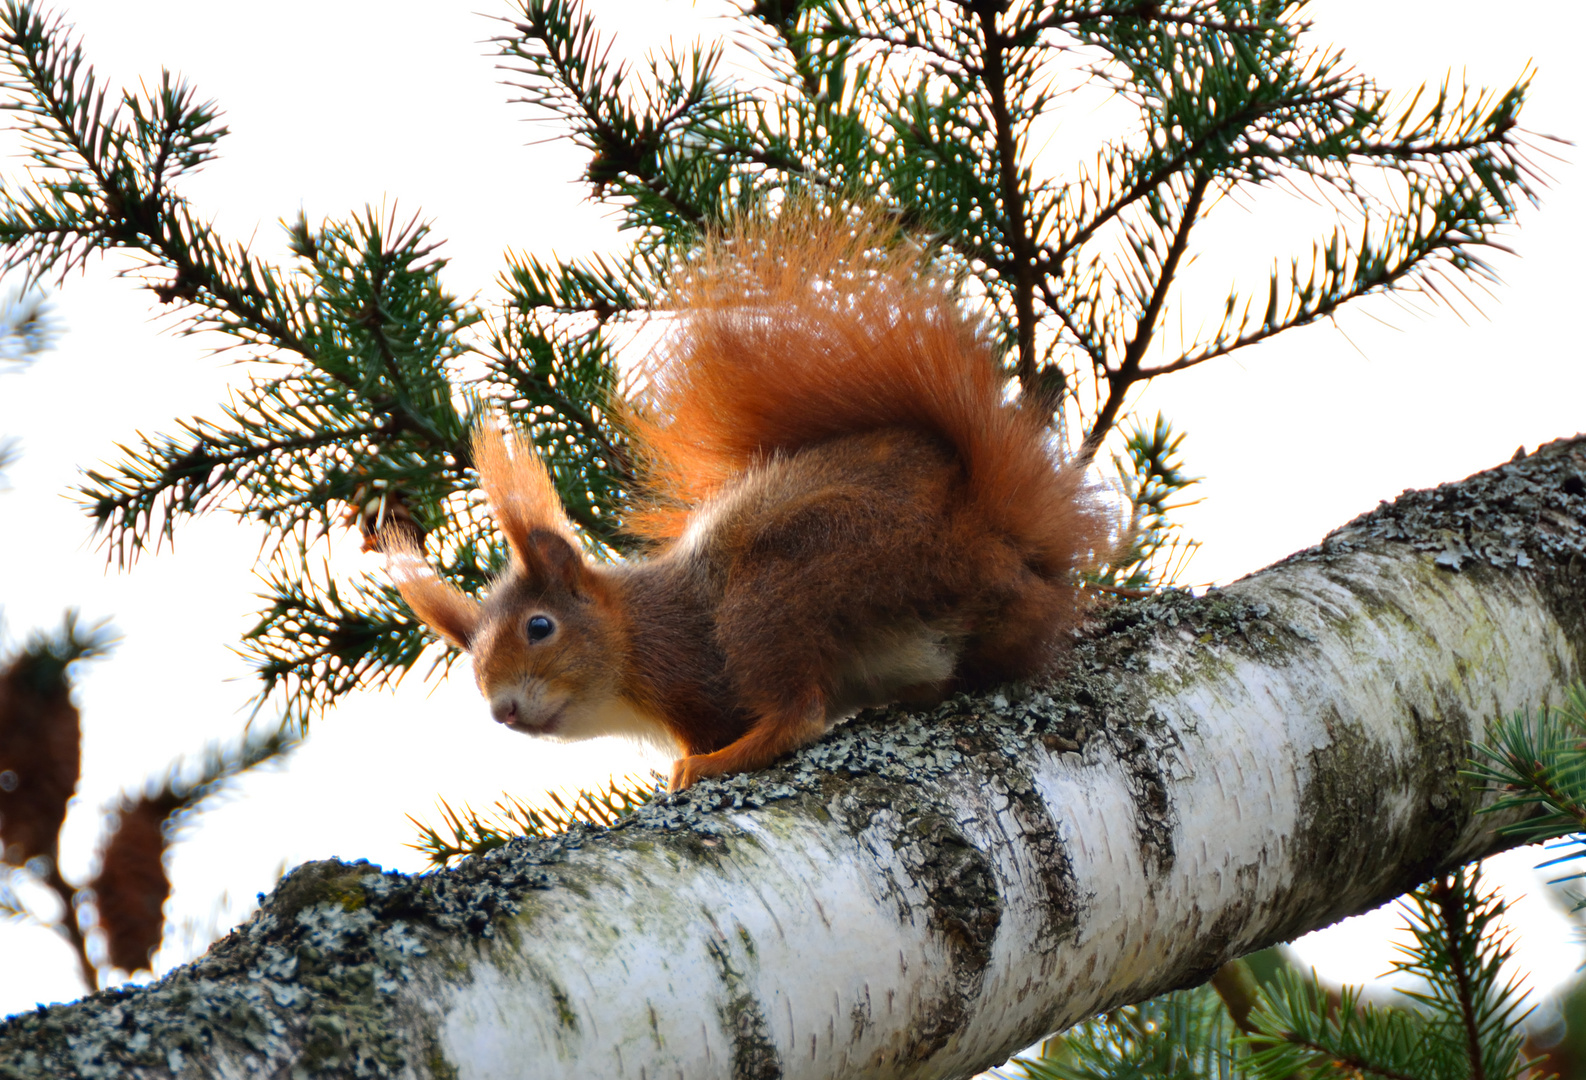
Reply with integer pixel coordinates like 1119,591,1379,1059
624,201,1097,586
471,421,579,564
382,528,480,650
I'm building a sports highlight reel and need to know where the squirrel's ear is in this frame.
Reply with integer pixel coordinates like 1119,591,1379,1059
519,529,590,595
381,531,482,649
473,420,578,566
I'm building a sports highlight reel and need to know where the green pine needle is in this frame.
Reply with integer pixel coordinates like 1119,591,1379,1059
990,984,1237,1080
409,775,662,870
1241,866,1535,1080
1468,683,1586,902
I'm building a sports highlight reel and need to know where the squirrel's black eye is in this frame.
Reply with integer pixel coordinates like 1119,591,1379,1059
526,615,555,642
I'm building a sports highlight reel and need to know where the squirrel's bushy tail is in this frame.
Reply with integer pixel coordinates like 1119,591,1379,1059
625,202,1112,579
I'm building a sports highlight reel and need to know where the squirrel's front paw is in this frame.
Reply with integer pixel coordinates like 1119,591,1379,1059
669,755,709,792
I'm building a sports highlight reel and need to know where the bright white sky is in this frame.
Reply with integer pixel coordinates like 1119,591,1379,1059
0,0,1582,1024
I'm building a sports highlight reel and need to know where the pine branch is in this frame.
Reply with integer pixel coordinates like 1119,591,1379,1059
1081,170,1210,460
81,414,385,567
1468,684,1586,898
480,318,632,548
975,2,1045,407
1243,973,1443,1080
823,0,981,80
993,984,1236,1080
0,6,324,355
410,775,659,870
500,246,660,319
1100,413,1202,590
0,284,56,370
1392,870,1533,1080
1432,880,1488,1080
1243,867,1534,1080
240,563,471,726
496,0,739,231
1028,0,1277,37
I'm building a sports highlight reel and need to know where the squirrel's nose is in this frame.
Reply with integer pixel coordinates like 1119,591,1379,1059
491,698,519,725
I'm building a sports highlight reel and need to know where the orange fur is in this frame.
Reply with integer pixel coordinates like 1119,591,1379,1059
391,202,1113,791
472,422,579,560
624,202,1088,582
383,528,481,650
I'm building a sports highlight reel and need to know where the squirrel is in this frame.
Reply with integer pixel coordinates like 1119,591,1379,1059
384,203,1113,792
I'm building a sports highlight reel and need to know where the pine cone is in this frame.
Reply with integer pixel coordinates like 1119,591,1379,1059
0,650,81,868
91,793,179,973
343,484,428,554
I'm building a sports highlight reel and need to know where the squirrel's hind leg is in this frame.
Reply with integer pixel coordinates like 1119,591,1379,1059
668,695,827,792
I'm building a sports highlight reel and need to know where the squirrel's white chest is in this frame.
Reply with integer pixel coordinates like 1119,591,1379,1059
555,694,682,758
827,624,959,720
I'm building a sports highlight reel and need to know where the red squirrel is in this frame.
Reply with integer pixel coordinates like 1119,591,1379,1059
385,205,1112,791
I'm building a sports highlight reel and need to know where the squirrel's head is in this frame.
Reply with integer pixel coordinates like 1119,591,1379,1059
469,528,632,740
384,421,631,741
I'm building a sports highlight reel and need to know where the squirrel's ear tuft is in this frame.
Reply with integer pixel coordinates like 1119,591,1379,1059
473,420,578,567
381,529,482,649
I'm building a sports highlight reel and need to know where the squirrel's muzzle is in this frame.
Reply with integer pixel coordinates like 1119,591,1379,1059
487,684,567,737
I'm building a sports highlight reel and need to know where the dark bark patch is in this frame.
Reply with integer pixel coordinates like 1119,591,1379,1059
1162,898,1269,996
1262,688,1475,946
1002,769,1081,954
702,918,783,1080
895,809,999,1062
1541,552,1586,683
949,727,1082,955
827,776,1001,1064
1036,586,1308,880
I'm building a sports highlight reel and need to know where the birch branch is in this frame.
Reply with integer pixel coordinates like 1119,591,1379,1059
3,436,1584,1080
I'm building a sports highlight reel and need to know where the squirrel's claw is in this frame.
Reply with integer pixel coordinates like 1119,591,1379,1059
669,756,705,793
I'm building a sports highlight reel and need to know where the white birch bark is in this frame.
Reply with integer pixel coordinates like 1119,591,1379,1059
3,436,1584,1080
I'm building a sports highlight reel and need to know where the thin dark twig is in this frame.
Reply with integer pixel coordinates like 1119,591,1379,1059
974,1,1046,411
1081,169,1210,463
1139,220,1495,379
1041,88,1352,276
1029,2,1268,36
1435,876,1489,1080
845,28,978,78
1277,1036,1425,1080
41,863,96,992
